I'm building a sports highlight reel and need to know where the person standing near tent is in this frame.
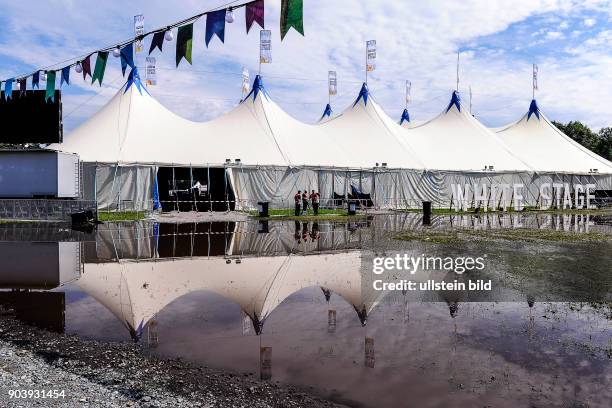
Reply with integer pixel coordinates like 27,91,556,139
310,190,320,215
302,190,309,215
294,190,302,216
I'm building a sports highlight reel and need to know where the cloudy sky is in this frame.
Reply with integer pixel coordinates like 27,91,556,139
1,0,611,133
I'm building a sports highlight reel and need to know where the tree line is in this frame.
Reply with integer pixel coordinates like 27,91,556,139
551,120,612,161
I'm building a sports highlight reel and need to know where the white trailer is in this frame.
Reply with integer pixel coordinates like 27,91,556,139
0,150,80,198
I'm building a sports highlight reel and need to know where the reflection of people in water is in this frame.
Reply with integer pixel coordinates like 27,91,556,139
311,222,320,241
294,221,301,243
302,222,310,241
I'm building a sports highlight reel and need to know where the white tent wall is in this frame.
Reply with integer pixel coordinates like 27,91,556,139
85,163,155,211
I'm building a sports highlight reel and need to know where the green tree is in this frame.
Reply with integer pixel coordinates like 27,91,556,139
552,120,601,152
596,128,612,161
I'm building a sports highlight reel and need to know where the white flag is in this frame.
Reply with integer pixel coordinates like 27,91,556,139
134,15,145,53
328,71,337,96
242,67,250,97
533,64,538,91
145,57,156,85
405,80,411,105
366,40,376,72
260,30,272,64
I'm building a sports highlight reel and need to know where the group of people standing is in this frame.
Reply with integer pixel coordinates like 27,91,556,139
294,190,320,216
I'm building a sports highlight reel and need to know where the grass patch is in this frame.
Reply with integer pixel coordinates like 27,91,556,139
396,227,612,244
98,211,146,221
245,208,367,221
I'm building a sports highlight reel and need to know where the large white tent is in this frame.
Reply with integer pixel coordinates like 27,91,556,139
46,69,612,211
495,100,612,174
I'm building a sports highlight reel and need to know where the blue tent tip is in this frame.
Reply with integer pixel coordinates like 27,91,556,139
446,91,461,113
400,108,410,125
319,103,333,121
527,99,540,121
353,83,369,107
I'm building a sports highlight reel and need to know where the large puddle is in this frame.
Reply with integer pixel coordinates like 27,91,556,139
1,213,611,407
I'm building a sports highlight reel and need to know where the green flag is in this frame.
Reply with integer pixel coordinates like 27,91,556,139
45,71,56,102
280,0,304,40
176,23,193,66
91,51,109,86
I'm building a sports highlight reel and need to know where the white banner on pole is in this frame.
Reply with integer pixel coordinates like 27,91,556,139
533,64,539,90
242,67,250,97
328,71,337,96
405,80,411,105
134,15,145,53
145,57,156,85
260,30,272,64
366,40,376,72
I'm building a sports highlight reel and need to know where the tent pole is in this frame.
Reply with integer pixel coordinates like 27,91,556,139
190,164,195,212
208,165,212,212
224,165,229,212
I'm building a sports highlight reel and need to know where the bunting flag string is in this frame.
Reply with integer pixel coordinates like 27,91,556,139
91,51,109,86
45,71,56,102
61,66,70,87
280,0,304,40
205,10,226,47
176,23,193,66
246,0,264,33
1,0,307,102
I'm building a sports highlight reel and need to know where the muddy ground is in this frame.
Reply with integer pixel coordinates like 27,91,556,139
0,310,342,408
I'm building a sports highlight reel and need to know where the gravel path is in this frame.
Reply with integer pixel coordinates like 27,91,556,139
0,311,342,408
150,211,251,223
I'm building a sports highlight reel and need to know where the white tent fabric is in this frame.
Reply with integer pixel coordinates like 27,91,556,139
403,92,533,172
50,72,351,168
319,84,424,169
495,100,612,174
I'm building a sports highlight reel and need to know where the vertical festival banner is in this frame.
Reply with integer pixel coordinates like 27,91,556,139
533,64,538,91
366,40,376,72
242,67,250,98
145,57,156,85
405,80,411,105
134,15,145,53
328,71,337,96
260,30,272,64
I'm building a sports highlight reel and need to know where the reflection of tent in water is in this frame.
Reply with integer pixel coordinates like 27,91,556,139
75,250,386,340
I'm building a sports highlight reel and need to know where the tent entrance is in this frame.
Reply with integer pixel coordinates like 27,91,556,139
157,166,235,212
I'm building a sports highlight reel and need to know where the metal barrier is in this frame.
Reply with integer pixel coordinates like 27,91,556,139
0,199,97,221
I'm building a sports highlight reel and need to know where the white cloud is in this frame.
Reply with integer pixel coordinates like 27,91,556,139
545,30,565,39
583,17,597,26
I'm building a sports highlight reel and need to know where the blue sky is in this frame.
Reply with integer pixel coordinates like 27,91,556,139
1,0,611,132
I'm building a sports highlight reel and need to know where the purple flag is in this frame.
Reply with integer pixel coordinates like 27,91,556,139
205,10,226,46
246,0,265,33
82,55,92,80
17,77,27,96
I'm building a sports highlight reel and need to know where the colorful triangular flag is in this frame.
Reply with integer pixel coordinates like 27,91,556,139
246,0,265,33
82,55,92,80
45,71,56,102
32,71,40,89
4,78,13,100
176,23,193,66
149,31,165,54
120,43,135,76
91,51,109,86
206,10,226,47
61,66,70,87
280,0,304,40
17,78,27,96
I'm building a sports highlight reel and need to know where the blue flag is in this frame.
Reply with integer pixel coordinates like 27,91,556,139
4,78,13,100
32,71,40,89
61,66,70,87
206,10,226,47
120,43,135,76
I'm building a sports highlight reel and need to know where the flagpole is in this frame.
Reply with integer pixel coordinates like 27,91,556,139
456,51,460,92
532,63,535,100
